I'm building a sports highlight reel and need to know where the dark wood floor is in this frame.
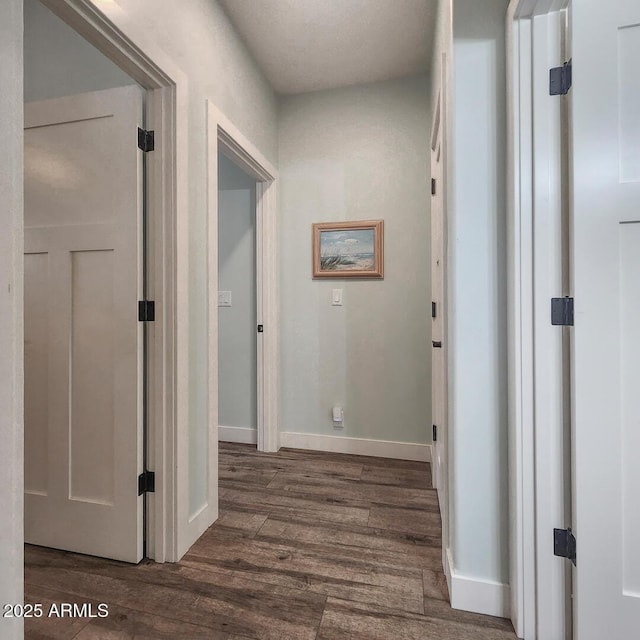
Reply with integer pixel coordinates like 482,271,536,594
25,442,516,639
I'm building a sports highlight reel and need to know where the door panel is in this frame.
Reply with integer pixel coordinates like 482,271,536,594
431,84,449,578
24,252,49,496
618,25,640,184
24,86,144,563
70,248,116,505
572,0,640,636
620,225,640,596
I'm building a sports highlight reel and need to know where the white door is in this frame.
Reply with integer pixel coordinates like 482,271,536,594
431,96,446,495
431,96,445,488
24,86,144,563
572,0,640,637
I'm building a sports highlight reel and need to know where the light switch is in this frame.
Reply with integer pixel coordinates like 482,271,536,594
332,289,343,306
218,290,232,307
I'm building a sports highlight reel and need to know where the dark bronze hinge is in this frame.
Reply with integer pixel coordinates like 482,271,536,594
138,470,155,495
137,127,155,152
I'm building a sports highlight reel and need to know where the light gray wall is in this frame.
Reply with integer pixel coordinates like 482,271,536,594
451,0,509,584
218,154,257,431
96,0,278,517
0,1,24,638
279,75,431,445
24,0,135,102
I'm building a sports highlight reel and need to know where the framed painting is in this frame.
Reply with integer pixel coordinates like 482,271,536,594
312,220,384,278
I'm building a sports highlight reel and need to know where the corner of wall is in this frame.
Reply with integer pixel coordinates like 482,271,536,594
447,0,511,607
445,548,511,619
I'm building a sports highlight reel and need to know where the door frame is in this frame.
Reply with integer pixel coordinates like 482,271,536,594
0,1,24,635
39,0,193,562
507,0,571,637
207,101,280,453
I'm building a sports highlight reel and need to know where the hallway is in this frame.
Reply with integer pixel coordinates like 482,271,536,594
25,443,516,639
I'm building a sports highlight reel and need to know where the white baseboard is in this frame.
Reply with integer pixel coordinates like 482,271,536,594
218,425,257,445
280,432,431,462
445,547,511,619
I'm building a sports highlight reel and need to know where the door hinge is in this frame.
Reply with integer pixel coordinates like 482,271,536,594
432,301,437,318
554,527,576,565
431,178,436,196
550,60,572,96
432,424,438,442
257,324,264,333
551,297,574,326
137,127,155,152
138,300,155,322
138,470,155,495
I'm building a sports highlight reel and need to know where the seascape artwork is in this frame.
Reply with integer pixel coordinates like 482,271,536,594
319,228,376,272
312,220,384,278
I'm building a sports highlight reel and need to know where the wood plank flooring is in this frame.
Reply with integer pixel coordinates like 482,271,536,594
24,442,516,639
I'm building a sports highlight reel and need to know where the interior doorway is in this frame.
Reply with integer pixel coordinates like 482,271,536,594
23,0,148,563
217,153,259,446
22,0,187,563
207,102,280,455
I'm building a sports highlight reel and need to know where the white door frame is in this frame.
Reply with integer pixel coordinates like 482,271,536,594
39,0,194,562
207,102,280,453
507,0,571,637
0,1,24,636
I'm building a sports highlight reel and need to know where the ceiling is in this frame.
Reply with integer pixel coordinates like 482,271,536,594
218,0,438,95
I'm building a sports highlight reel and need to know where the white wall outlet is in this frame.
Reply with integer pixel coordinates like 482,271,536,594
332,406,344,427
218,290,232,307
331,289,343,306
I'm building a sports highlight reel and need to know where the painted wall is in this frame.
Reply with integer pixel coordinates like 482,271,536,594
0,1,24,638
218,153,257,432
450,0,510,586
85,0,279,518
24,0,135,102
110,0,278,161
279,75,431,446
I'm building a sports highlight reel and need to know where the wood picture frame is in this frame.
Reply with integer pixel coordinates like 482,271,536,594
312,220,384,278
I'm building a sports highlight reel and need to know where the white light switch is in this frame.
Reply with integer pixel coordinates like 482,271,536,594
332,289,343,306
218,290,232,307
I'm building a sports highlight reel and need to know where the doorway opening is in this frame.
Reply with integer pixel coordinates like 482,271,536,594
23,0,186,563
23,0,148,564
207,102,280,456
217,153,259,447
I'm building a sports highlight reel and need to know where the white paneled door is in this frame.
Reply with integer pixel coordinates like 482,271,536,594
24,86,144,563
431,96,446,496
572,0,640,637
